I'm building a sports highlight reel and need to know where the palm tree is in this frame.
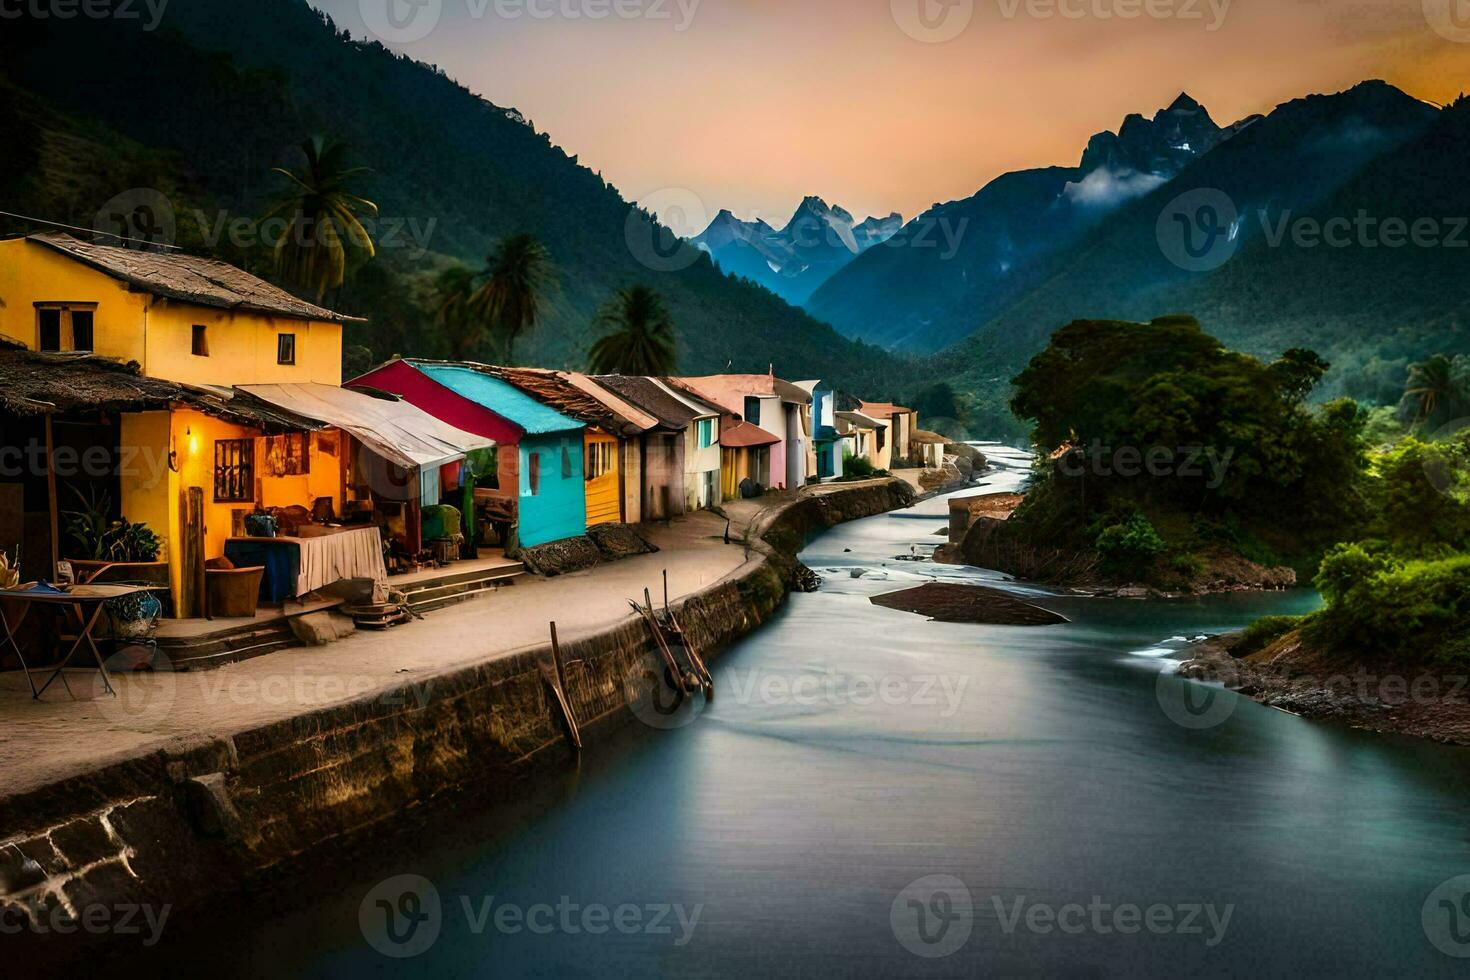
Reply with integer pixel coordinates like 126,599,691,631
263,138,378,302
434,265,481,360
588,286,677,376
471,234,555,364
1403,354,1462,425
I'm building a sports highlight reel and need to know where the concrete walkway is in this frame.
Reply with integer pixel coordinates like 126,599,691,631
0,508,763,799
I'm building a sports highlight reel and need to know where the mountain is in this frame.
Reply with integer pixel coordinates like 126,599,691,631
693,197,904,306
0,1,918,397
945,80,1446,435
805,93,1242,352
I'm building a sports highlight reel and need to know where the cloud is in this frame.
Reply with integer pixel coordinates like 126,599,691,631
1062,167,1170,211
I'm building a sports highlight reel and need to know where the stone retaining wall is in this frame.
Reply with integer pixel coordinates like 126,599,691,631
0,479,914,949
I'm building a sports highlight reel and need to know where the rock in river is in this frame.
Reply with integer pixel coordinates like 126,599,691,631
870,583,1068,626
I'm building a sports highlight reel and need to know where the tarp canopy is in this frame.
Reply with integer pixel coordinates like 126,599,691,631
238,382,494,471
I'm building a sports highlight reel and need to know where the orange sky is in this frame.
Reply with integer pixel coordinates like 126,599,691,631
328,0,1465,224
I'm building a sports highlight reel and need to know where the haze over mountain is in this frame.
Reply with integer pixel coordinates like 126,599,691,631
692,198,903,306
0,0,916,397
806,93,1254,352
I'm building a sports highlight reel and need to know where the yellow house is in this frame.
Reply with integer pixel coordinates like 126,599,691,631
0,232,359,611
0,231,354,387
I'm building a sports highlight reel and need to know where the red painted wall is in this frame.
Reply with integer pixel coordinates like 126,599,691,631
349,361,525,445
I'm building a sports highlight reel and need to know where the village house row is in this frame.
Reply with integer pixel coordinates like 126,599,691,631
0,232,945,637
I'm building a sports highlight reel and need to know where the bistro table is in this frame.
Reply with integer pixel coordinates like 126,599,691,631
0,583,147,700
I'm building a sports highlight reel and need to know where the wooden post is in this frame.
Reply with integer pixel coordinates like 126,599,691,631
546,621,582,750
180,486,206,619
44,414,59,580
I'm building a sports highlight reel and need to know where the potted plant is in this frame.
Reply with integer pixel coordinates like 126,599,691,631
63,488,167,587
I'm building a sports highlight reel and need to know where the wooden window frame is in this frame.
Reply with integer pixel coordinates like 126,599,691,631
35,304,98,353
192,324,209,357
277,333,297,366
214,439,255,503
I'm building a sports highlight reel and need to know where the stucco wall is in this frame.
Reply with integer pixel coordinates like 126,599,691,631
0,240,343,386
518,433,586,547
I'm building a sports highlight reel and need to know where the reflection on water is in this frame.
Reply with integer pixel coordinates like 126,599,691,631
140,446,1470,977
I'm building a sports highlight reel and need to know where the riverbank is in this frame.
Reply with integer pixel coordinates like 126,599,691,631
0,478,916,945
1179,632,1470,745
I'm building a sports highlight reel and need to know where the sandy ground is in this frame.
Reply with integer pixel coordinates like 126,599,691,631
0,507,768,799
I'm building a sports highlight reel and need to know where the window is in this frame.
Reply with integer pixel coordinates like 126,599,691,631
697,418,716,449
877,428,887,451
277,333,297,365
38,309,62,352
36,306,97,352
527,452,541,496
586,441,615,481
214,439,255,503
70,311,94,351
192,324,209,357
743,396,761,426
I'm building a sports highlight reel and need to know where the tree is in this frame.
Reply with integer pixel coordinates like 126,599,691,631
1401,354,1468,427
434,264,480,360
587,285,677,376
263,138,378,302
471,234,555,364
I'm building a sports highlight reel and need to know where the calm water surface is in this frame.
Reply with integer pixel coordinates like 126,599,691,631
146,447,1470,977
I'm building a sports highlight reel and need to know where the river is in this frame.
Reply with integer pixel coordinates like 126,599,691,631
142,446,1470,977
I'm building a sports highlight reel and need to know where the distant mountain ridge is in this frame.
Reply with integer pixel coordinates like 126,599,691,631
693,197,904,306
943,80,1451,436
805,92,1249,352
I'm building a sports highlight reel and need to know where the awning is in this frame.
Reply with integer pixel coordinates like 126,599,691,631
238,382,494,470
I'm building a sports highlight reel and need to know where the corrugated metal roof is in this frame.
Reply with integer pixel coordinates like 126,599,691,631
27,231,361,323
412,362,582,435
238,382,493,470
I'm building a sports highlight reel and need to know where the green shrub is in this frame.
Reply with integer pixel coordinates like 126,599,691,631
1095,513,1166,579
1307,552,1470,663
1234,615,1304,657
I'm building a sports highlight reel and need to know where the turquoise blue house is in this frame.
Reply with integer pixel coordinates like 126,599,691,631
350,359,587,549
